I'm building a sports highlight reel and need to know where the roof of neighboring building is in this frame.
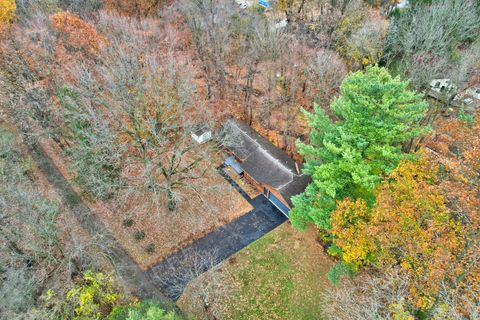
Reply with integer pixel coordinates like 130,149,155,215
224,119,311,207
466,87,480,100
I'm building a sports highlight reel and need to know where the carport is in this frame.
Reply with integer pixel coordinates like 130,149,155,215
263,188,290,217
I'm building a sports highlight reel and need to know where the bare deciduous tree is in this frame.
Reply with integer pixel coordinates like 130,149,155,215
384,0,480,92
0,127,94,319
306,48,347,106
67,15,221,212
180,0,235,100
322,268,412,320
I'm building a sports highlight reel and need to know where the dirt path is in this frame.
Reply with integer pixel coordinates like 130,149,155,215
28,141,181,315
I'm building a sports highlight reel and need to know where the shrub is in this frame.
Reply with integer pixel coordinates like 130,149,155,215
20,156,34,177
133,230,145,241
108,300,177,320
62,270,119,319
145,244,155,254
122,218,134,228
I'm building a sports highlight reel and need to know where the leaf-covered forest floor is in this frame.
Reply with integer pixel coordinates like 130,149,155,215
178,223,333,320
25,131,175,305
0,118,156,306
39,138,253,270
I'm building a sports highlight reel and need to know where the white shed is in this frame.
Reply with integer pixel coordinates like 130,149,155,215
191,126,212,144
466,87,480,100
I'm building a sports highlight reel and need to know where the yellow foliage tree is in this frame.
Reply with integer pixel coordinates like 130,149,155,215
330,198,375,269
331,156,464,309
0,0,16,25
64,271,119,319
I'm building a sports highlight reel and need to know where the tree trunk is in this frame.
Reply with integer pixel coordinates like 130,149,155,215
167,188,177,212
244,62,258,126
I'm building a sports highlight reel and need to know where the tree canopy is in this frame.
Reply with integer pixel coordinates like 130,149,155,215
326,111,480,315
331,157,464,309
290,66,428,231
0,0,15,25
385,0,480,91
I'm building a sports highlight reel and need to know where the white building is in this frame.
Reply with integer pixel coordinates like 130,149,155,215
429,79,457,94
191,126,212,144
466,87,480,100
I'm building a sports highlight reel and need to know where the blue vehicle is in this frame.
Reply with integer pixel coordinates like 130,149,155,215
258,0,269,8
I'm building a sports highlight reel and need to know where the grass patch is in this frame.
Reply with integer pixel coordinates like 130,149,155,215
133,230,146,241
178,224,333,320
65,190,82,205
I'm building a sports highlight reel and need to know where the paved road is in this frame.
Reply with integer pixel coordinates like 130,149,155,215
145,180,287,300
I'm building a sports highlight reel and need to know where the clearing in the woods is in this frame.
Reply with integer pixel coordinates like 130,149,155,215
178,223,333,320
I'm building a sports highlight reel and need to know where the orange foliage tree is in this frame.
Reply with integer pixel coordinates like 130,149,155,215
424,113,480,312
331,156,465,309
425,114,480,228
104,0,169,17
50,12,105,57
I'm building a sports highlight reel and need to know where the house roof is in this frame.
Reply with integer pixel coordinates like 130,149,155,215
224,119,311,207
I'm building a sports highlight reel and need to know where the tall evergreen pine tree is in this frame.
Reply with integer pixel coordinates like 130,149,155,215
290,66,428,231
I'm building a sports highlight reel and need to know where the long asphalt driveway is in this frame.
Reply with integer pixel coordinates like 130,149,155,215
145,167,288,300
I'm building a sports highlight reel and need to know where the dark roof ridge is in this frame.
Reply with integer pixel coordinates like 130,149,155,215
227,119,300,177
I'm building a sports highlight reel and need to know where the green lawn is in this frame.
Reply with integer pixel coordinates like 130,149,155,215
178,223,333,320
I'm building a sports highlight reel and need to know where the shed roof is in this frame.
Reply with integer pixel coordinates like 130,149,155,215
224,119,311,206
192,124,211,137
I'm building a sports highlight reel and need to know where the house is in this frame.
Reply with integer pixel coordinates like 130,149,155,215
223,119,310,216
428,79,458,100
234,0,249,9
428,80,480,113
463,87,480,113
191,126,212,144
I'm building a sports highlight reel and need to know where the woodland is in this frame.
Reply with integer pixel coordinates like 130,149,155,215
0,0,479,319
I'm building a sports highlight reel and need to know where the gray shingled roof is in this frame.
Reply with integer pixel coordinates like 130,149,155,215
225,119,311,207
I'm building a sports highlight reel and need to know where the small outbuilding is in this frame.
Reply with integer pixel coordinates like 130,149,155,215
223,119,310,217
191,125,212,144
466,87,480,100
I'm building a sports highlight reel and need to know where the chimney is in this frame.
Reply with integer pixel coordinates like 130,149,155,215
295,162,301,175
